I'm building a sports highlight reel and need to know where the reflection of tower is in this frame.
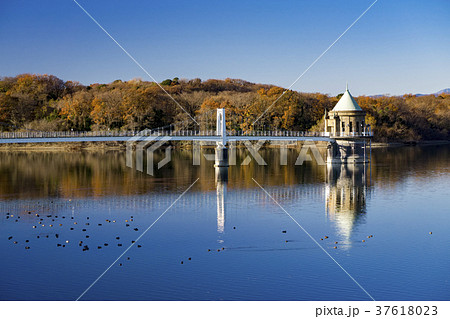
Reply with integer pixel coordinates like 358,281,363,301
215,167,228,234
325,164,369,247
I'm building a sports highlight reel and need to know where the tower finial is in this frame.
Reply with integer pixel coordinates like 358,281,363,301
346,82,348,91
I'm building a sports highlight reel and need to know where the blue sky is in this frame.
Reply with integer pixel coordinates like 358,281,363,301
0,0,449,96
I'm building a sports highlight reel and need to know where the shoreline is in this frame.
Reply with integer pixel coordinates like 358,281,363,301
0,139,448,152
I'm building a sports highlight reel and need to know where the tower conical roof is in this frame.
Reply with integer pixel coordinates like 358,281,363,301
332,85,363,112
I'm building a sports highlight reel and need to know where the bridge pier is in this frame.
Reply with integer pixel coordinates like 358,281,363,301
326,139,370,164
214,144,229,167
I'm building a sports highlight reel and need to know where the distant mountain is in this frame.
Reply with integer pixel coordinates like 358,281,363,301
369,88,450,98
435,88,450,95
415,88,450,97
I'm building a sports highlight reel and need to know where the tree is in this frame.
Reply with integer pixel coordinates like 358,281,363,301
57,91,93,130
91,90,124,129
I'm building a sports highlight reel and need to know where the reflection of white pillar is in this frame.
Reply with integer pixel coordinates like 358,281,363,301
215,168,228,233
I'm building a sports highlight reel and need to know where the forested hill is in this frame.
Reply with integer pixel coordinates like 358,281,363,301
0,74,449,142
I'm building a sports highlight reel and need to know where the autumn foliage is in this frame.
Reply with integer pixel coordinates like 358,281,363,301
0,74,449,142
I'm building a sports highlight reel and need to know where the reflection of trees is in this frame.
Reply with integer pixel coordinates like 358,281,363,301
0,145,447,199
370,145,450,188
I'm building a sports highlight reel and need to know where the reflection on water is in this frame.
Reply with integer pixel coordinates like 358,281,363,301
0,145,449,301
215,167,228,234
325,164,369,248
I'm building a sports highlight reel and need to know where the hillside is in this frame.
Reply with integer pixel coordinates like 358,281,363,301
0,74,449,142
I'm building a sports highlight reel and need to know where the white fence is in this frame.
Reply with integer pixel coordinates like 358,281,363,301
0,130,373,139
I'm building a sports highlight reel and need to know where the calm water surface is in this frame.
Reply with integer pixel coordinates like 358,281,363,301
0,145,449,300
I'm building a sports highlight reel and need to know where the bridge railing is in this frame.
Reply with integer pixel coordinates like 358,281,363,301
0,130,373,139
331,131,373,138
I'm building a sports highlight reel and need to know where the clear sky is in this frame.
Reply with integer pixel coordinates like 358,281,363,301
1,0,449,96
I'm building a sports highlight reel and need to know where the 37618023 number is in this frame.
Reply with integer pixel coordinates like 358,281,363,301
376,306,438,316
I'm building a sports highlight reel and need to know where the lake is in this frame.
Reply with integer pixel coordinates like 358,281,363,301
0,144,449,301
